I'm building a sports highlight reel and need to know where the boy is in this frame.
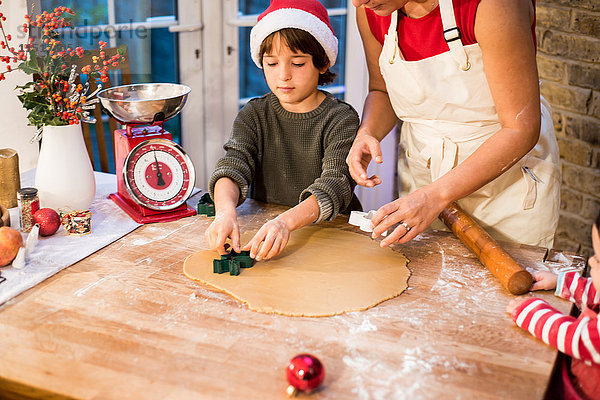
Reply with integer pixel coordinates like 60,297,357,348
507,211,600,399
205,0,360,261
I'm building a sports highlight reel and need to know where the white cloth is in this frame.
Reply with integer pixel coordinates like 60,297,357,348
0,171,141,305
379,0,560,247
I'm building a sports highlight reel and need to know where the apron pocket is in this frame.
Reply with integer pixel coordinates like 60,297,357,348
518,155,561,211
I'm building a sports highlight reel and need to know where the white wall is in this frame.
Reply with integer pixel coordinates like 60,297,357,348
0,0,39,173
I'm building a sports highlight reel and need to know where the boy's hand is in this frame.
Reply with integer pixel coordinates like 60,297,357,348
530,271,558,291
506,296,531,316
243,218,290,261
205,210,241,255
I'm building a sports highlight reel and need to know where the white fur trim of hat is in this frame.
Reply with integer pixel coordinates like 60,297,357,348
249,3,338,69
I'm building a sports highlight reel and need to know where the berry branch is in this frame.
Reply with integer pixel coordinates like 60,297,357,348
0,2,126,128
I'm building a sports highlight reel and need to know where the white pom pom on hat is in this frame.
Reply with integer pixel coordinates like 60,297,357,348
249,0,338,69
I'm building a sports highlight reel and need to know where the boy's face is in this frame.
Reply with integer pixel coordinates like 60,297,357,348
590,224,600,290
262,34,326,113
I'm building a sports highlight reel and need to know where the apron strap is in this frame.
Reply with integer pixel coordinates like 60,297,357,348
439,0,471,71
387,11,401,64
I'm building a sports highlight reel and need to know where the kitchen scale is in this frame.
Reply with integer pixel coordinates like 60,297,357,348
98,83,197,224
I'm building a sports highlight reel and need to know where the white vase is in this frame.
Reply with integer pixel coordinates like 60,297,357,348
35,124,96,211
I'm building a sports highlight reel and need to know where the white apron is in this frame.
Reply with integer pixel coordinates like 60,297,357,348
379,0,560,247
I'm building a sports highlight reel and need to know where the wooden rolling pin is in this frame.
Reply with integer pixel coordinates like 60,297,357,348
439,202,533,295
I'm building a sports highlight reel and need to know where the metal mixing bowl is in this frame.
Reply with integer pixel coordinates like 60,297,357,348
97,83,191,125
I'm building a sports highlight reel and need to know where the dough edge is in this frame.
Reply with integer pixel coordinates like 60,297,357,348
183,256,410,317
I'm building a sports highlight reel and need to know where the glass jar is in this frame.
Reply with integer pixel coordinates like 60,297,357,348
17,187,40,233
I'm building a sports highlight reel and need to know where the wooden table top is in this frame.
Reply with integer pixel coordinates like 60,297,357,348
0,200,587,400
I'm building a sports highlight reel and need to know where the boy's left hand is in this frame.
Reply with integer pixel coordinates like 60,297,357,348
243,218,290,261
506,296,531,316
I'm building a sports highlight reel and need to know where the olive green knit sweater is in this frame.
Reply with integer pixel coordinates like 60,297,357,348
209,91,361,222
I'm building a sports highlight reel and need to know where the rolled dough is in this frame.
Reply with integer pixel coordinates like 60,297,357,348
184,226,410,317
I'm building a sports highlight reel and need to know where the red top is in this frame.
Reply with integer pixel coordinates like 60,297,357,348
364,0,536,61
511,271,600,400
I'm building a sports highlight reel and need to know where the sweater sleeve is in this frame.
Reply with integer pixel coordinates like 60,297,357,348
556,271,600,311
208,104,259,206
300,106,359,223
511,298,600,365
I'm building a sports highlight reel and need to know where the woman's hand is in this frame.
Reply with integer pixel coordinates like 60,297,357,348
506,296,531,316
370,187,447,246
530,271,558,291
205,210,241,255
243,218,290,261
346,133,383,187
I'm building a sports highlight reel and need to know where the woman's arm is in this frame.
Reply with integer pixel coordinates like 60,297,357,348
355,6,399,141
425,0,541,206
371,0,543,244
346,6,399,187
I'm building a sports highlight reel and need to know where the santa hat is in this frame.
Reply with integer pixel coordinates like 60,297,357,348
250,0,338,69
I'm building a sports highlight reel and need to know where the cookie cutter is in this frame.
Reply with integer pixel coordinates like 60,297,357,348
213,250,254,276
197,193,215,217
348,210,388,236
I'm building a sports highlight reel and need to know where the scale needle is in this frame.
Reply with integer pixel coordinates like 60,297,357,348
154,151,166,187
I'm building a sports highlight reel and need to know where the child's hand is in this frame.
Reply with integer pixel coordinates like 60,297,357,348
243,218,290,261
205,210,241,255
506,296,531,316
530,271,558,291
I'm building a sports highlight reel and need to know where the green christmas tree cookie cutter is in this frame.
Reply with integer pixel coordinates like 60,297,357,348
197,193,215,217
213,250,254,276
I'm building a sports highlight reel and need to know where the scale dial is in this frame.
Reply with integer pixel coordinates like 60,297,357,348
123,138,195,211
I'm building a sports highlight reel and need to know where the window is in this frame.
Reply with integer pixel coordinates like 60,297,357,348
236,0,348,105
37,0,180,173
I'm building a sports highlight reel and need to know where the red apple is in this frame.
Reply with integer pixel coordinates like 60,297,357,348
33,208,61,237
0,226,23,267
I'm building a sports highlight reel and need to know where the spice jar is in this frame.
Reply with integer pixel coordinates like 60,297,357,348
17,187,40,233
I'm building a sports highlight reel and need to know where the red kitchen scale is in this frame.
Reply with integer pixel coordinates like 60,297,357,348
98,83,197,224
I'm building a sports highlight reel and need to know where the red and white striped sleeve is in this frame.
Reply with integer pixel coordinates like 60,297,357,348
511,298,600,365
556,271,600,310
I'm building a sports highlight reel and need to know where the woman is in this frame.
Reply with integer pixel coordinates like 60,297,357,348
347,0,560,248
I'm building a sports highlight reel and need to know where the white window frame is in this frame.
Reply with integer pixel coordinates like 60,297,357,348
179,1,373,191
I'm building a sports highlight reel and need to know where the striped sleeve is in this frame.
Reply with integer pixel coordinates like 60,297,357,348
512,298,600,365
556,271,600,310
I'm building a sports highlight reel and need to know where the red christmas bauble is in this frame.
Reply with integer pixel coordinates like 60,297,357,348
286,354,324,394
33,208,61,236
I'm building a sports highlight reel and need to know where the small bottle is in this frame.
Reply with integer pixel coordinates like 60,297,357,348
17,187,40,233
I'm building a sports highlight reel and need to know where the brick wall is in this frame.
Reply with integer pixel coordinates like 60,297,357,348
536,0,600,256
